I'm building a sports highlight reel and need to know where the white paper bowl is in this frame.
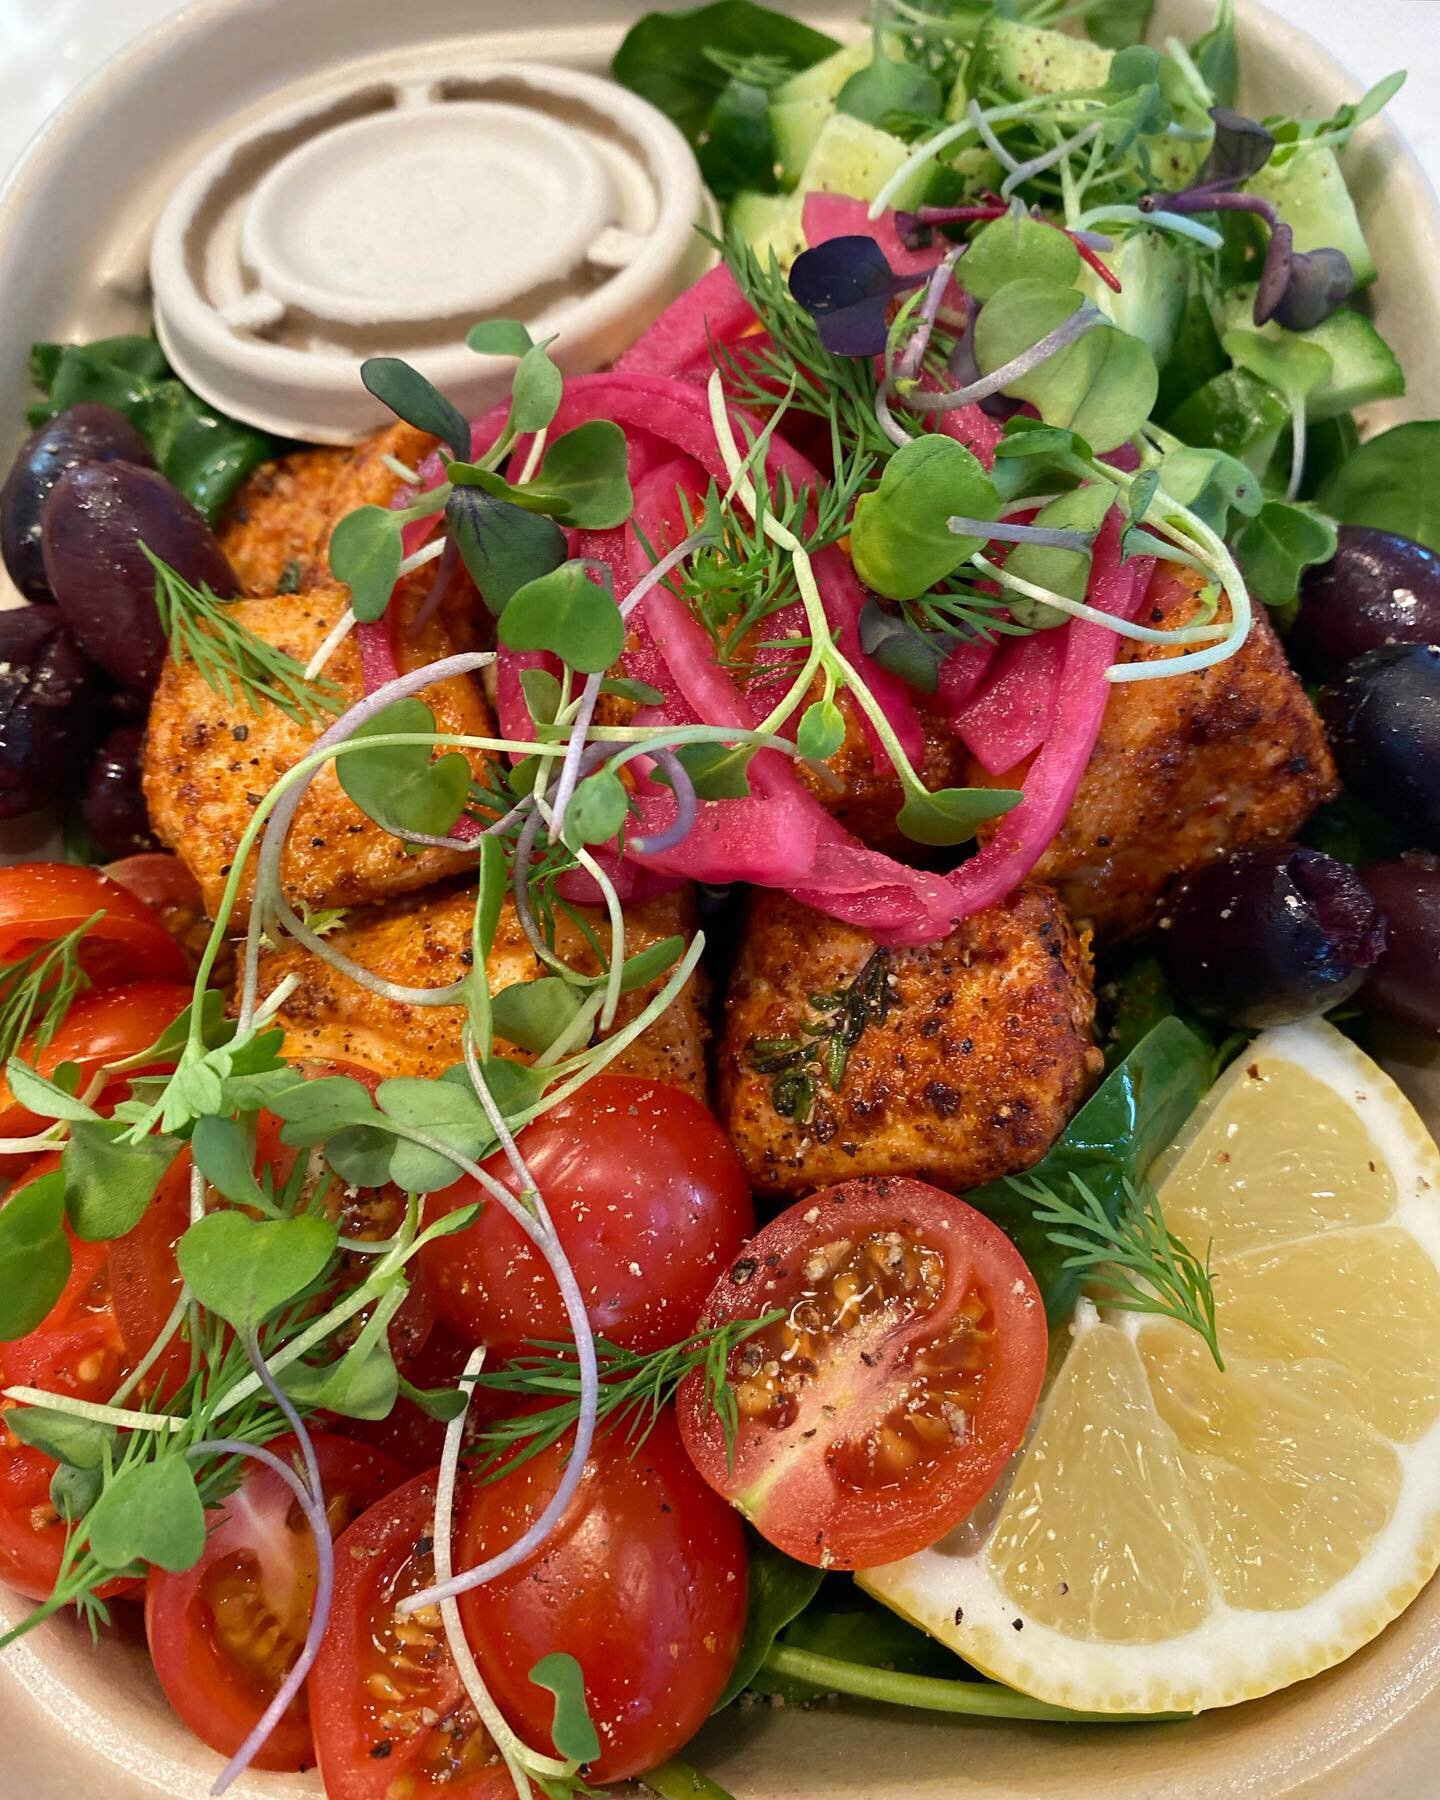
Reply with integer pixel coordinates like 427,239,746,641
2,3,1439,1796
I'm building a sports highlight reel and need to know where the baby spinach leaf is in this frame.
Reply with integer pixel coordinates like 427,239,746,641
975,281,1158,453
714,1537,824,1710
1317,421,1440,554
0,1170,70,1341
88,1457,206,1574
958,213,1080,304
178,1210,339,1331
612,2,837,145
64,1122,182,1242
850,435,999,601
529,1652,602,1764
337,697,472,839
500,562,625,675
533,422,634,530
447,486,568,617
966,1017,1213,1321
898,785,1020,848
836,56,942,131
492,978,587,1054
329,504,404,623
361,357,470,463
27,336,276,523
699,77,778,199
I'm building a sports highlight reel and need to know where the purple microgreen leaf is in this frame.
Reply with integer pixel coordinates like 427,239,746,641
1198,106,1275,187
789,235,918,358
1271,247,1357,331
1253,217,1296,325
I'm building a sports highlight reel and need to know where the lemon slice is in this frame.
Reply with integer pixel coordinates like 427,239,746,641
858,1018,1440,1714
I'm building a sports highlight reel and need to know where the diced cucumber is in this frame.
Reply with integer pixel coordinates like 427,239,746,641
772,95,832,186
773,40,876,108
728,190,806,269
1081,231,1188,367
1247,144,1376,287
1210,293,1405,420
798,112,930,208
970,17,1112,100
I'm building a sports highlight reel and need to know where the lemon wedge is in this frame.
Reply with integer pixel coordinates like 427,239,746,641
859,1018,1440,1714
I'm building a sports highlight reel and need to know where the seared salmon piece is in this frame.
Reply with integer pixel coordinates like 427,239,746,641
143,580,492,924
220,424,439,595
252,883,709,1101
1023,566,1338,938
718,885,1099,1198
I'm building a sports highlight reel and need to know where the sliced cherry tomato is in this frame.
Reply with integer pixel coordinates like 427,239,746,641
0,861,188,986
109,1148,194,1400
0,979,192,1141
103,854,208,965
0,1150,187,1599
421,1076,754,1353
144,1432,405,1772
311,1470,511,1800
676,1177,1048,1571
457,1413,748,1782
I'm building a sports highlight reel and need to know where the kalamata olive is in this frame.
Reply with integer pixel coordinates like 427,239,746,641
1356,854,1440,1034
79,724,158,860
0,404,155,602
41,461,238,693
1291,527,1440,678
1319,644,1440,853
0,608,106,816
1159,845,1387,1028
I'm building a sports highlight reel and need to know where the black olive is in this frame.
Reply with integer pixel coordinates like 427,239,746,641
1319,644,1440,853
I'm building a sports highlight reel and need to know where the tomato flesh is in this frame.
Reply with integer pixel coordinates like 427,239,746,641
457,1413,748,1782
145,1433,404,1771
311,1470,509,1800
421,1076,754,1353
0,860,188,987
676,1177,1047,1570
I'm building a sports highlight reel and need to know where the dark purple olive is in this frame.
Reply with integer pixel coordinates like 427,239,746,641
1291,527,1440,678
1159,845,1387,1027
79,724,158,860
0,404,155,602
1319,644,1440,853
41,461,238,693
0,608,106,816
1356,854,1440,1034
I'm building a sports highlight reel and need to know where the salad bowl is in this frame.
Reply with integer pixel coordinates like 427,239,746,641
2,1,1440,1797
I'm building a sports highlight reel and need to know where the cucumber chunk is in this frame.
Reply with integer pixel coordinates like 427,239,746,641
797,112,930,208
1247,144,1377,287
1210,293,1404,420
728,190,807,268
971,17,1113,99
1081,231,1188,367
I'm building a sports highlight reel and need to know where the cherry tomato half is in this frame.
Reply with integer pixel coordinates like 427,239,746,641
0,861,188,987
421,1077,754,1353
0,980,192,1142
103,853,208,965
311,1470,512,1800
457,1413,748,1782
0,1150,188,1599
145,1432,405,1772
676,1177,1047,1570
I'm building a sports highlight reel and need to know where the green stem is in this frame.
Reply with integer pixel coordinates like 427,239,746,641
641,1758,737,1800
758,1646,1182,1724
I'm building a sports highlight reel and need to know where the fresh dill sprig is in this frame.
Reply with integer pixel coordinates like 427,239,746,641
143,546,344,729
468,1312,786,1478
1011,1171,1223,1370
0,911,100,1064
